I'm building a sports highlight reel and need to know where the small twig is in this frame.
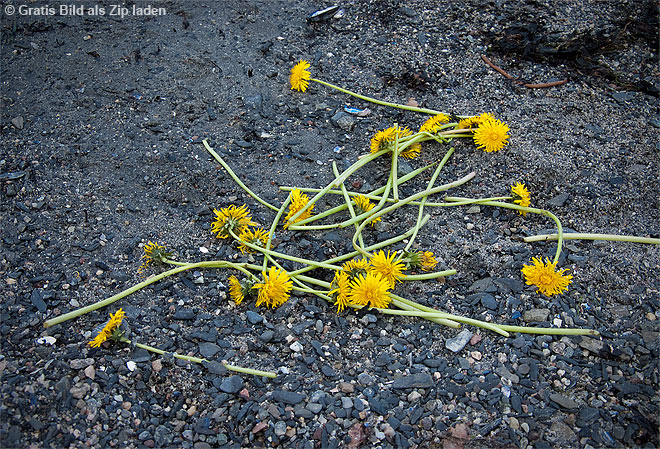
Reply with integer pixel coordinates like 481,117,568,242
522,80,569,88
481,54,515,79
481,54,568,89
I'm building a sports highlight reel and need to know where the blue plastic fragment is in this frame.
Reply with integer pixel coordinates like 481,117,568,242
511,310,522,320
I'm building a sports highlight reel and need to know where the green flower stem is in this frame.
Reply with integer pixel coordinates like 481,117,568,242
311,77,452,116
288,216,430,277
392,130,400,201
349,173,475,255
280,161,438,227
350,170,394,258
404,147,454,252
44,260,239,328
523,233,660,245
389,298,460,328
436,196,511,207
493,325,600,336
263,195,291,271
229,229,341,271
445,197,565,264
343,172,476,229
286,148,390,225
333,162,365,249
122,338,277,377
202,140,279,212
402,270,457,281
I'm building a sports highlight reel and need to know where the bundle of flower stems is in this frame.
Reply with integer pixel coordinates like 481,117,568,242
44,60,658,377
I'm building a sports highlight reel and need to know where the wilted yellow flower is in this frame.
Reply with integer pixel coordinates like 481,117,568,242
284,189,314,229
419,251,438,271
473,118,510,152
329,271,352,313
212,204,255,239
254,267,293,308
354,195,381,226
237,227,270,254
89,308,125,348
511,182,531,216
370,126,397,154
368,250,406,287
341,258,370,281
370,126,420,158
521,257,573,297
290,60,311,92
419,113,450,133
348,272,392,309
138,241,172,273
458,112,494,129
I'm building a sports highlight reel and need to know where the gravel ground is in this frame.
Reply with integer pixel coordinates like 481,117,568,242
1,1,659,448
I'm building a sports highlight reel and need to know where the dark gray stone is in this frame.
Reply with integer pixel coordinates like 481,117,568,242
547,193,570,207
173,308,195,320
271,390,306,405
199,342,221,358
392,373,433,389
246,311,263,324
549,393,579,409
31,289,47,312
219,375,244,394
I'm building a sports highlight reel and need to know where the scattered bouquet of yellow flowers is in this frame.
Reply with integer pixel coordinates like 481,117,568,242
43,59,659,378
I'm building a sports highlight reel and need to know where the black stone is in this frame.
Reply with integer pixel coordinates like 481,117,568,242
271,390,306,405
392,373,433,389
219,375,244,394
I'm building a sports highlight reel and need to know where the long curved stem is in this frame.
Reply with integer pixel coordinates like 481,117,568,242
286,148,389,224
311,78,452,116
404,147,454,252
44,260,238,328
445,197,565,264
122,339,277,377
524,233,660,245
202,140,279,212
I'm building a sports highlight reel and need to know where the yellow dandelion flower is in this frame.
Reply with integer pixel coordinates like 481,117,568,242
521,257,573,297
511,182,531,216
370,126,420,158
458,112,495,129
329,271,352,313
419,113,450,133
368,250,406,287
138,241,172,273
212,204,255,239
88,308,126,348
354,195,381,226
237,227,270,254
284,189,314,229
341,258,370,281
348,272,392,309
290,60,311,92
228,275,244,305
370,126,398,154
254,266,293,308
473,118,510,152
420,251,438,271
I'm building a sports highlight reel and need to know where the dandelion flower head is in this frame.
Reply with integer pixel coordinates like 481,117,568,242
521,257,573,297
290,60,311,92
511,182,531,216
458,112,494,129
419,113,450,133
254,266,293,308
284,188,314,229
329,270,352,313
228,275,256,306
473,118,510,152
237,227,271,254
348,272,392,309
139,241,172,273
354,195,381,226
341,258,370,281
89,308,126,348
368,250,406,287
212,204,255,239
